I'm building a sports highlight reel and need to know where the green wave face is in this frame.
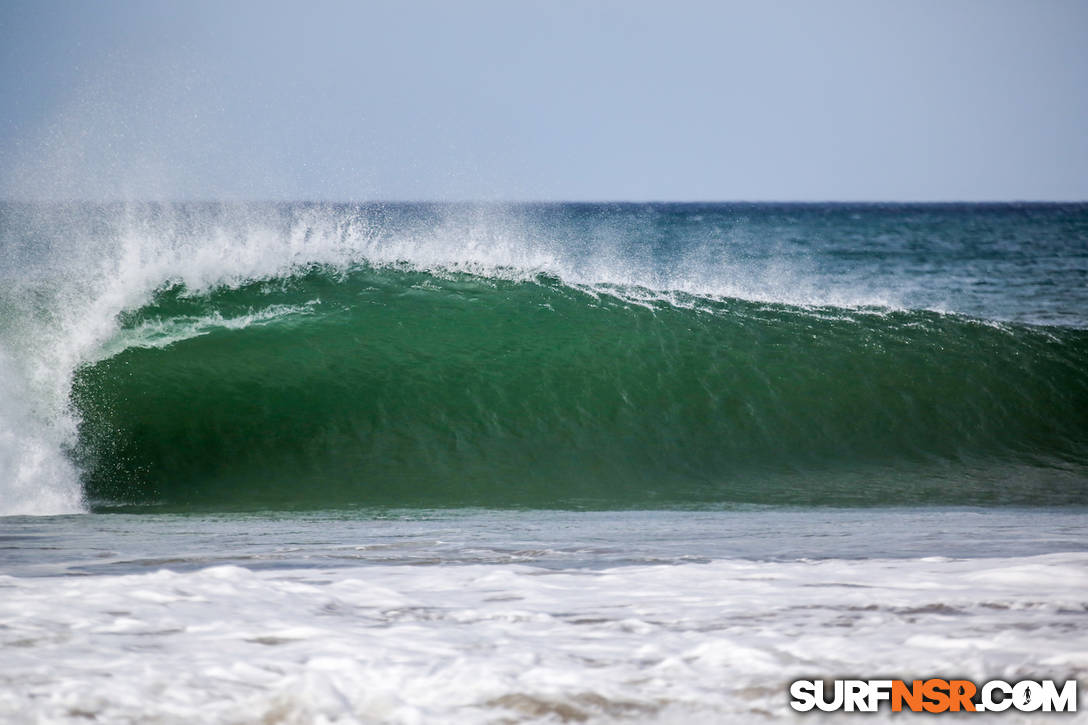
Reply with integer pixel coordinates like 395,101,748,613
72,267,1088,510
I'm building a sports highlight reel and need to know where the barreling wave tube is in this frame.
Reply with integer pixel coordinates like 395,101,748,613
72,265,1088,510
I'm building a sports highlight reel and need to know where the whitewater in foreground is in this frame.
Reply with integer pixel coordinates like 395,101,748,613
3,509,1087,724
1,202,1086,722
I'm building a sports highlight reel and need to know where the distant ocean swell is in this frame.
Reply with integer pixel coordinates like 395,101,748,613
72,265,1088,510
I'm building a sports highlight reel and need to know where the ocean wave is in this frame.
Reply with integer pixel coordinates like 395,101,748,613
3,202,1086,514
72,266,1088,510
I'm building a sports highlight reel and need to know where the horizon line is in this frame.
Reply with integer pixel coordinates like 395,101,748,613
2,198,1087,205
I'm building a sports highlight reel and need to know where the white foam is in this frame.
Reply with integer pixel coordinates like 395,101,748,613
0,553,1084,723
0,348,83,515
94,302,320,359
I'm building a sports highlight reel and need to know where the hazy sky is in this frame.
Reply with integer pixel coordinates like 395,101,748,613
1,0,1086,201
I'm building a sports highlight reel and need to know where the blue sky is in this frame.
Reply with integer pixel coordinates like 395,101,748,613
1,0,1086,201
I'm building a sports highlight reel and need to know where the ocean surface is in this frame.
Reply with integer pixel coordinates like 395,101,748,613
1,202,1087,722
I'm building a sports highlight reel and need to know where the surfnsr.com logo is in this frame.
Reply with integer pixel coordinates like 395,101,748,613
789,679,1077,713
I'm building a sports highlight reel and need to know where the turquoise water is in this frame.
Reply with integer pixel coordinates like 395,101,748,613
74,266,1088,510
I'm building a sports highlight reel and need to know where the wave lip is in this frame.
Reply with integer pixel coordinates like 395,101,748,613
72,266,1088,511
